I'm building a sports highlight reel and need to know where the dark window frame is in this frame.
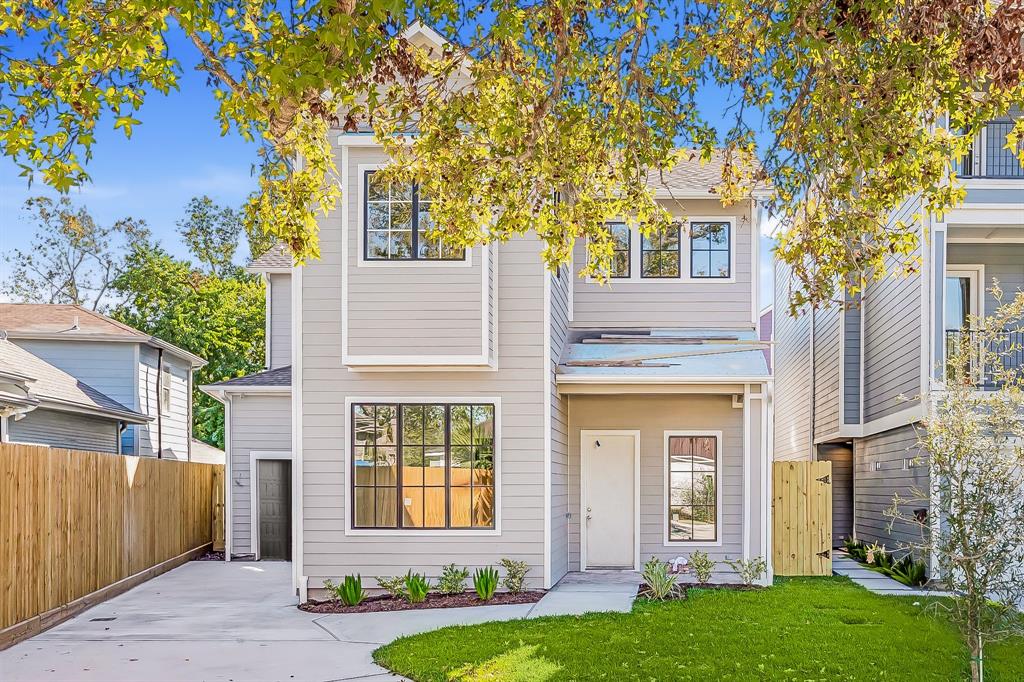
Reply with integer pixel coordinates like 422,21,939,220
640,225,682,279
350,402,497,531
666,435,719,543
362,170,466,262
689,221,732,279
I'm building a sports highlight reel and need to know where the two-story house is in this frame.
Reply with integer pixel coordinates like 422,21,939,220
773,111,1024,561
202,245,294,561
0,304,205,459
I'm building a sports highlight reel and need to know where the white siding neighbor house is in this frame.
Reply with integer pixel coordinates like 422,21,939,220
0,303,206,459
773,109,1024,563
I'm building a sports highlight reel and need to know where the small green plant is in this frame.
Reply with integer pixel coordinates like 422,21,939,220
498,558,530,594
641,557,677,600
890,555,929,587
724,556,767,586
404,571,430,603
866,543,892,570
473,566,500,601
437,564,470,595
375,575,407,599
688,551,716,584
323,575,367,606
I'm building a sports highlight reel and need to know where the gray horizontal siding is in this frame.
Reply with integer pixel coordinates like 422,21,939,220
947,243,1024,316
137,348,191,460
813,306,841,440
773,261,812,460
8,408,119,454
571,199,755,329
854,424,929,550
549,269,571,584
269,273,292,369
843,299,862,424
229,394,292,556
863,199,923,422
14,339,136,409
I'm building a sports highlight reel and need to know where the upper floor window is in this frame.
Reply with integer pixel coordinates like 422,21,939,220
641,227,681,278
364,171,465,261
351,402,495,530
690,222,731,279
607,222,631,278
159,365,172,414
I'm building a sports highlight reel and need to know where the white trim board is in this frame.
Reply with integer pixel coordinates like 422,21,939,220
341,396,503,537
661,429,725,549
579,429,642,571
248,450,293,561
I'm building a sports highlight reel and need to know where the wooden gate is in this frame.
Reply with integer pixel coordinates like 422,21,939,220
212,466,226,552
772,461,833,576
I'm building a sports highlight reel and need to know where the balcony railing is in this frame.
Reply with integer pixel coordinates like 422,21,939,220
952,120,1024,179
945,330,1024,389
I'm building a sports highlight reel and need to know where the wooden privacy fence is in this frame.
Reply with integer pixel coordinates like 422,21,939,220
0,443,224,644
772,461,833,576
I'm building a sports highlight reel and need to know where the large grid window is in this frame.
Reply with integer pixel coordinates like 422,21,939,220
641,226,681,278
364,171,464,261
667,435,718,542
690,222,731,278
352,403,495,530
589,222,632,279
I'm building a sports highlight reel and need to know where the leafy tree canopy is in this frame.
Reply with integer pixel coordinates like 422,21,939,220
2,1,1023,307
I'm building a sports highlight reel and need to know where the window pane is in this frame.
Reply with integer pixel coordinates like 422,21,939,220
473,487,495,527
710,250,730,277
472,405,494,445
389,230,413,259
402,405,424,445
354,447,375,485
375,447,397,485
367,172,388,201
424,445,446,482
355,487,375,527
391,182,413,202
403,446,424,485
402,489,424,527
691,252,711,278
450,486,472,527
708,223,729,247
367,202,389,230
366,230,390,259
424,487,446,528
450,446,472,486
609,222,630,278
354,405,376,445
375,488,397,527
424,405,445,444
375,406,397,445
451,405,472,445
612,251,630,277
690,223,710,249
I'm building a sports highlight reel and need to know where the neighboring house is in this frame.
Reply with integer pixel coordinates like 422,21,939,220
226,23,770,598
190,439,226,465
759,306,773,371
773,110,1024,560
201,244,293,560
0,336,150,453
0,304,206,460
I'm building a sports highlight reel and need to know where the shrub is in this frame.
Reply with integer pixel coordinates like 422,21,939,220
867,543,892,571
437,564,470,595
688,551,716,584
324,575,366,606
473,567,499,601
724,556,767,586
641,557,677,599
498,558,530,594
404,571,431,603
890,555,929,587
375,575,407,599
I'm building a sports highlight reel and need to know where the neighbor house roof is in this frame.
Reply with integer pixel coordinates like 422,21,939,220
246,243,294,273
0,303,206,367
644,150,771,198
556,329,770,383
200,366,291,400
0,339,150,422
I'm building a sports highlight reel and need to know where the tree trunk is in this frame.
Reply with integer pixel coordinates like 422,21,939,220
970,636,983,682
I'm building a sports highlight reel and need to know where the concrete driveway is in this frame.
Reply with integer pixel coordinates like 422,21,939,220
0,561,401,682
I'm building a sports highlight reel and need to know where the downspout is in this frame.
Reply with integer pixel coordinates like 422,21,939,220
156,348,164,458
117,420,125,455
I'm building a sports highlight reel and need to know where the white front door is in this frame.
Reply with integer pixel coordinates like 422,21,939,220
582,432,637,569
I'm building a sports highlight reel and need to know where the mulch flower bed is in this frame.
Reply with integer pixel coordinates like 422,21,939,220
637,583,765,601
299,590,546,614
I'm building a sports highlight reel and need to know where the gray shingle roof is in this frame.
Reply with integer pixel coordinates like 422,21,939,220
0,339,150,421
247,243,293,271
207,365,291,388
644,150,770,195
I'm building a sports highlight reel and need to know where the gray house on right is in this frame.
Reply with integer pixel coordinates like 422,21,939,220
774,112,1024,559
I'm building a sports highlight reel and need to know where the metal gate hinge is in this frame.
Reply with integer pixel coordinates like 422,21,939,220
816,474,831,485
817,549,831,559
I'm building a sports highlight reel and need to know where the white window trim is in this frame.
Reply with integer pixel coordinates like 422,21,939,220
584,216,738,284
159,365,173,416
944,265,985,327
342,396,502,537
662,429,725,548
249,450,293,561
579,429,641,571
356,163,473,268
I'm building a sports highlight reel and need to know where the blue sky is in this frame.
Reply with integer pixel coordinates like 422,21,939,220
0,28,776,305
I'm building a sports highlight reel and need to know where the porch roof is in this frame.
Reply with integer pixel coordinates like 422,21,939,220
556,329,770,383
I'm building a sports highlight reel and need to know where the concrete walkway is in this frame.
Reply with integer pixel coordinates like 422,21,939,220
833,553,948,597
1,563,639,682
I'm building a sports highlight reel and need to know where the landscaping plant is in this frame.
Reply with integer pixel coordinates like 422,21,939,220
437,564,470,595
375,576,407,600
887,287,1024,682
404,572,430,604
324,575,367,607
640,557,677,600
498,559,529,595
724,557,767,586
473,567,499,601
688,551,716,584
889,556,928,588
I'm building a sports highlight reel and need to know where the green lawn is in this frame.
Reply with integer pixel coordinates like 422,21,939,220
373,577,1024,681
